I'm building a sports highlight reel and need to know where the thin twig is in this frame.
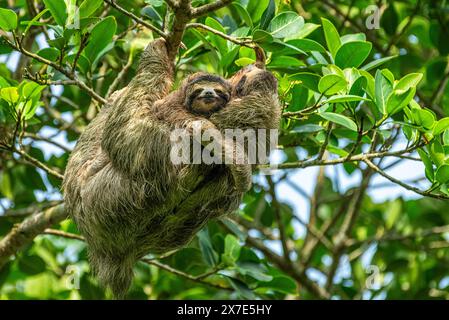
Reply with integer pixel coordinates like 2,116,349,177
191,0,232,17
142,259,232,291
186,23,254,47
5,38,107,104
103,0,166,37
364,158,448,199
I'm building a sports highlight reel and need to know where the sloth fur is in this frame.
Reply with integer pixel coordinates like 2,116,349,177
63,39,280,298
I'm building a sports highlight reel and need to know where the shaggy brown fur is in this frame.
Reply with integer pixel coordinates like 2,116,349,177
63,39,280,298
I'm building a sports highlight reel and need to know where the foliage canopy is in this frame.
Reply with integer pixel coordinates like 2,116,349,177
1,0,449,300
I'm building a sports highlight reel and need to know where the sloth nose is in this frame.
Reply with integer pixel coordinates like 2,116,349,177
203,89,214,97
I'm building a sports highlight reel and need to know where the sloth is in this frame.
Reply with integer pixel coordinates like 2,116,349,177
63,38,280,298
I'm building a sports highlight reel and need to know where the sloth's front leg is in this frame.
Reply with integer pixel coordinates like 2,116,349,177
184,118,252,192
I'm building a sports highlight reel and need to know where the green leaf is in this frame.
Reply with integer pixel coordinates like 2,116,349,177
83,16,117,66
0,172,13,199
252,29,273,43
385,199,402,229
259,0,275,30
21,82,45,99
232,3,253,28
197,229,218,267
259,39,305,55
381,4,398,35
395,73,423,92
289,72,320,92
268,56,304,68
79,0,103,18
37,47,60,61
382,69,395,84
340,33,366,44
434,118,449,136
361,55,398,71
205,17,227,56
237,263,273,281
417,149,434,181
0,87,19,103
320,112,358,131
411,108,436,129
429,139,445,166
220,218,247,241
24,9,49,36
436,164,449,184
260,276,297,294
322,94,369,104
375,70,393,114
321,18,341,58
222,234,241,265
43,0,67,26
444,130,449,145
18,255,47,275
235,57,255,67
141,6,163,26
335,41,372,68
226,277,256,299
288,23,320,40
0,8,18,31
289,85,309,111
318,74,347,95
286,39,326,53
268,11,304,38
386,87,415,115
349,76,367,108
246,0,270,23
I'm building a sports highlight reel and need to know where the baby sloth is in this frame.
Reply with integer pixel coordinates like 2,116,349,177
185,74,231,117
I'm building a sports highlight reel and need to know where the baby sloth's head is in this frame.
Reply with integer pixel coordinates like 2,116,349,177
184,74,231,117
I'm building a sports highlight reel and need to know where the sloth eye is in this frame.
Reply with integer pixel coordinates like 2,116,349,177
215,89,223,95
192,89,203,97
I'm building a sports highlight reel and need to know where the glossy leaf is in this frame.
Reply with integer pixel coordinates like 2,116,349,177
386,87,415,115
375,70,393,114
83,16,117,66
43,0,67,26
436,164,449,184
320,112,358,131
79,0,103,18
268,12,304,38
318,74,347,95
289,72,320,92
321,18,341,58
0,8,17,31
433,118,449,136
335,41,372,68
395,73,423,92
361,55,398,71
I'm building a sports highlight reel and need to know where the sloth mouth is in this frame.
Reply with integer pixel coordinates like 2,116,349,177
199,96,218,103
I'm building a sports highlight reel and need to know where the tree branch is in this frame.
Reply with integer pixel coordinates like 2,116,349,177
141,259,232,291
0,204,67,269
364,158,448,200
191,0,232,17
5,37,107,104
103,0,166,37
186,23,253,47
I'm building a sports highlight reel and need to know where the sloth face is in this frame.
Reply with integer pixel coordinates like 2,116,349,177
185,75,231,117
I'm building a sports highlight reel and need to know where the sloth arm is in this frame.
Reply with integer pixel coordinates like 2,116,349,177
100,39,175,180
168,109,252,193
